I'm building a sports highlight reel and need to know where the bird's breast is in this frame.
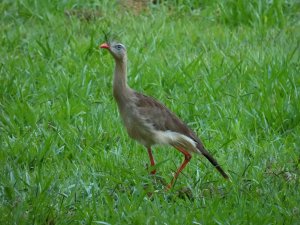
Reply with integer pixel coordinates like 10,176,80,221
118,104,156,147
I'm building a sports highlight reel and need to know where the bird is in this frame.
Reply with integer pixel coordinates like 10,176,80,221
100,41,229,189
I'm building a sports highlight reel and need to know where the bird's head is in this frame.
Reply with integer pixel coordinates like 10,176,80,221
100,42,126,61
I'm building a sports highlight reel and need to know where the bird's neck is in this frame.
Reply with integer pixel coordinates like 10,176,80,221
113,58,131,104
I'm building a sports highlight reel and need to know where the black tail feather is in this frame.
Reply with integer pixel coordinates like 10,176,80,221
197,143,229,179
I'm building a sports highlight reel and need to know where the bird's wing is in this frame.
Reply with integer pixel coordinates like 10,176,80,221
134,92,202,146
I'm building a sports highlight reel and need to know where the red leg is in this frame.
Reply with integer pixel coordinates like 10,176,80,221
147,147,156,175
167,146,192,190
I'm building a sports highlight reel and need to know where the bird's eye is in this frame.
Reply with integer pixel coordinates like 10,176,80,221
115,44,122,50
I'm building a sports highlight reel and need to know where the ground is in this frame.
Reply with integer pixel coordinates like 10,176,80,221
0,0,300,224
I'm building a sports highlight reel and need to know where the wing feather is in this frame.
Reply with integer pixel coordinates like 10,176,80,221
134,92,205,149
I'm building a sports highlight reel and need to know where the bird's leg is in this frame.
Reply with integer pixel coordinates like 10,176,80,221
147,147,156,175
167,146,192,190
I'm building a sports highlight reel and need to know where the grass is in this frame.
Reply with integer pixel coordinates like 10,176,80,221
1,0,300,224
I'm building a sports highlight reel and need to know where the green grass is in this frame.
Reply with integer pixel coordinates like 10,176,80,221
1,0,300,224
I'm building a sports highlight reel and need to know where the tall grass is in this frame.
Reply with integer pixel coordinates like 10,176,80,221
0,0,299,224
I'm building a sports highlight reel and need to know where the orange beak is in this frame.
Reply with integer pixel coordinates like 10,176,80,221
100,43,109,49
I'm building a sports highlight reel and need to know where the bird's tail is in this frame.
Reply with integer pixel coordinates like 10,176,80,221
196,143,229,179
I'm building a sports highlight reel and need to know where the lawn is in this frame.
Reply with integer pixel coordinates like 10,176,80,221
1,0,300,224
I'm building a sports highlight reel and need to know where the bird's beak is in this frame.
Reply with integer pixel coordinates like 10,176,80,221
100,43,109,49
